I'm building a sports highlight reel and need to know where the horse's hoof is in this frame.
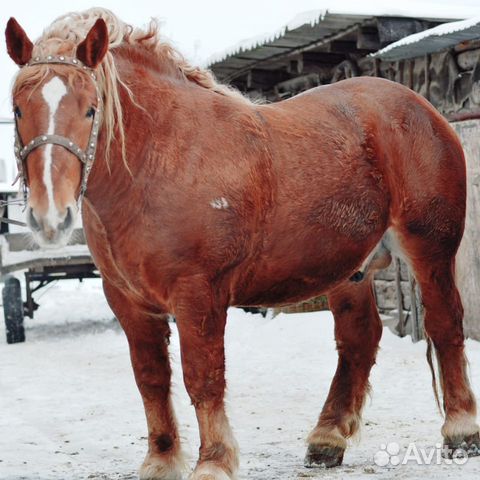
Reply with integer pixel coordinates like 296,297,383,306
304,444,345,468
444,432,480,457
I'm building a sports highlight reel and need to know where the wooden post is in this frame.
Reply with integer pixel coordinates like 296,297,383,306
394,257,405,337
408,59,414,90
373,58,379,77
424,54,430,101
408,270,424,342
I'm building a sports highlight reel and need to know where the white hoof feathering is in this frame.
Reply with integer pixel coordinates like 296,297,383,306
190,463,231,480
442,413,480,439
140,454,185,480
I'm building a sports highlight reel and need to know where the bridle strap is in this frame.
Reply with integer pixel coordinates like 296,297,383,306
17,134,88,164
14,55,102,205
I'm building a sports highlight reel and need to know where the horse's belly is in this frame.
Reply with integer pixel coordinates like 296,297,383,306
234,276,335,307
232,178,389,307
232,252,363,307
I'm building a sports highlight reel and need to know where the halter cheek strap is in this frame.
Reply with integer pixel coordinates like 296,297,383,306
14,55,102,205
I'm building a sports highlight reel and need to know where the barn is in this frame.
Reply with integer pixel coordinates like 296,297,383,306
208,10,480,341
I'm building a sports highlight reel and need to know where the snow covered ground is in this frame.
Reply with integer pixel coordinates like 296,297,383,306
1,278,480,480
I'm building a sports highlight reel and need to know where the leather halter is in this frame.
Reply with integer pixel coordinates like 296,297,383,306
14,55,102,205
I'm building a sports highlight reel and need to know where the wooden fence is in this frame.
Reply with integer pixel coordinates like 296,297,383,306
453,119,480,340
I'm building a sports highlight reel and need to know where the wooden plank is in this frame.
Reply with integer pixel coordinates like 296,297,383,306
3,228,86,252
246,69,290,89
408,271,421,342
452,119,480,340
302,51,347,65
357,30,380,50
376,18,427,46
457,48,480,70
424,54,430,101
394,257,406,337
1,255,94,276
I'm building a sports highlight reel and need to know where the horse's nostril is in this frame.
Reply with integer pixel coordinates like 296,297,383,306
59,207,73,231
28,209,41,231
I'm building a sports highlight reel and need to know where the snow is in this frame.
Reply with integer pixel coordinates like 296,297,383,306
0,278,480,479
376,16,480,57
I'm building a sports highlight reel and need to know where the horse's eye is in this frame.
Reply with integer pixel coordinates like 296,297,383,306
14,106,22,119
86,107,95,118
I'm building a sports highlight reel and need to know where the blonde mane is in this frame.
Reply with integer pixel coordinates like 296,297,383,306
13,7,249,168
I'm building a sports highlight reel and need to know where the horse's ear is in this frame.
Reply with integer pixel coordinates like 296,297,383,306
5,18,33,66
76,18,109,68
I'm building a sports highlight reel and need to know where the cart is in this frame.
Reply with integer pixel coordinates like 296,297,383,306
0,228,99,344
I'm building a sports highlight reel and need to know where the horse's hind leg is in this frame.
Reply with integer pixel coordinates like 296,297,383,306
390,98,480,454
305,266,385,467
405,249,480,455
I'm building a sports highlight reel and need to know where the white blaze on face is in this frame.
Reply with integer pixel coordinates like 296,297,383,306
41,76,67,226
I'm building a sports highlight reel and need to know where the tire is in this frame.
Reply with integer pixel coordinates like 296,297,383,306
2,276,25,344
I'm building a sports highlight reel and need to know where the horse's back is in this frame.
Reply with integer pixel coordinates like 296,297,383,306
260,76,466,242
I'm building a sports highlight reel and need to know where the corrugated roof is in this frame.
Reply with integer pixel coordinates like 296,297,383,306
207,11,375,76
374,16,480,61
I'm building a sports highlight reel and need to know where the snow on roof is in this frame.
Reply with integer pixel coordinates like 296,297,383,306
374,16,480,61
206,9,329,66
206,4,479,67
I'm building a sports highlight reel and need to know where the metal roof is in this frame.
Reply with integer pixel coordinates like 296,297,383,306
374,16,480,61
207,11,372,66
207,12,378,81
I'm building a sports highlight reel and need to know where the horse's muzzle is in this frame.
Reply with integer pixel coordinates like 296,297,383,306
27,206,75,248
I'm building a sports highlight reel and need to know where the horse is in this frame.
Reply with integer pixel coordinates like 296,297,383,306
5,8,480,479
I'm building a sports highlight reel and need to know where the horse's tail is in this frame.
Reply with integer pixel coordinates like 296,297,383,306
426,334,444,416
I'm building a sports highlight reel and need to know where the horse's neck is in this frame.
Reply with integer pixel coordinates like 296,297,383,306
85,51,188,209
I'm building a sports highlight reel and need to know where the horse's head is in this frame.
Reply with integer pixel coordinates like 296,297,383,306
5,17,108,247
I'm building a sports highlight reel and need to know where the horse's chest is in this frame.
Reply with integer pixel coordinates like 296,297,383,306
82,202,163,306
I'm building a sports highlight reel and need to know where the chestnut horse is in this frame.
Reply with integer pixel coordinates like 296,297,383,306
6,9,480,479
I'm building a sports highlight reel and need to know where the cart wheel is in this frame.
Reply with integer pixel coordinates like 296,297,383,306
2,276,25,344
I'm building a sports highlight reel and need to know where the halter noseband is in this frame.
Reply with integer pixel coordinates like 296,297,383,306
14,55,102,205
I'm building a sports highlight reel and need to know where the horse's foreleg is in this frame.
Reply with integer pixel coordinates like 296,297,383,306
173,276,238,480
305,278,382,468
103,282,184,480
